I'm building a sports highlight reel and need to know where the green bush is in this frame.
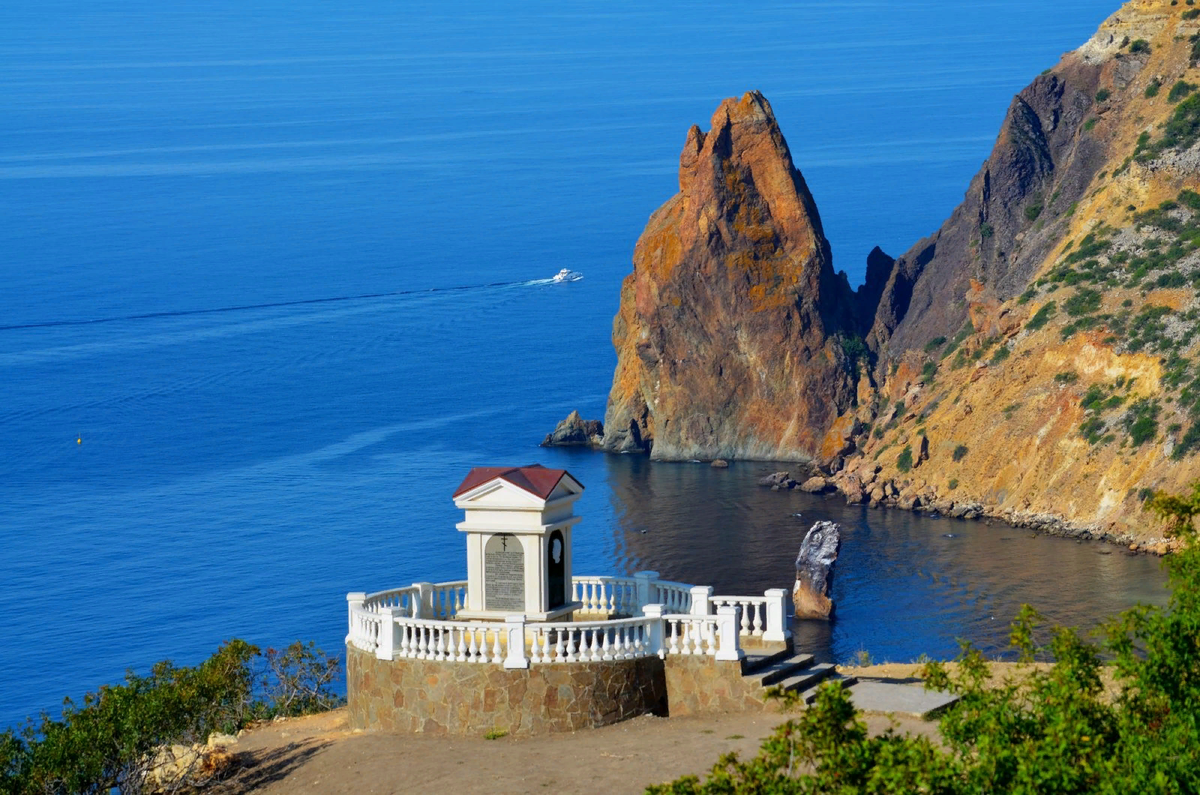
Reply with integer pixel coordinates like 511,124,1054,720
980,222,994,239
1064,287,1102,316
924,336,948,352
1186,7,1200,18
1026,301,1057,331
1024,201,1044,221
896,445,914,473
1129,38,1151,53
952,444,968,462
1169,80,1196,102
990,345,1011,364
1095,88,1112,102
1055,371,1079,383
651,483,1200,794
0,640,342,793
1146,79,1162,98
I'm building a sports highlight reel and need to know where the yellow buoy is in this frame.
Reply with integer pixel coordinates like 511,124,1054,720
77,437,81,445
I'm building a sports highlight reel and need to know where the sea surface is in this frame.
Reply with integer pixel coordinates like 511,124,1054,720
0,0,1170,729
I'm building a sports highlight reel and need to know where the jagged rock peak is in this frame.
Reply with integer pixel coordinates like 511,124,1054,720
601,91,859,463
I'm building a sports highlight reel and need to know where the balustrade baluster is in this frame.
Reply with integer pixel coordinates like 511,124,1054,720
541,629,552,663
752,603,764,635
601,628,612,661
739,602,751,635
554,629,565,662
467,629,479,662
491,629,502,663
668,621,680,655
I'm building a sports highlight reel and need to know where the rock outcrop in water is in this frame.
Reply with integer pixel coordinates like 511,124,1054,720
794,521,841,619
541,411,604,447
600,91,863,463
590,1,1200,544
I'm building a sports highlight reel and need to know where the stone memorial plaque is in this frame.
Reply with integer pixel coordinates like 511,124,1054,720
485,533,525,611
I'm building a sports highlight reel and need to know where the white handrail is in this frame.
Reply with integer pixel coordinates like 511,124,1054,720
527,616,655,663
711,595,767,636
571,576,640,615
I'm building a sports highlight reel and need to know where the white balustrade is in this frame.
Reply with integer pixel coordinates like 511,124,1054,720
347,575,792,665
650,580,693,614
711,595,767,636
662,615,719,656
395,618,508,663
526,617,654,663
429,581,467,619
361,586,420,615
571,576,639,616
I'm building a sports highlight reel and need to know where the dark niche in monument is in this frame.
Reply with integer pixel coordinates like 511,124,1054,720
548,529,566,609
485,533,525,612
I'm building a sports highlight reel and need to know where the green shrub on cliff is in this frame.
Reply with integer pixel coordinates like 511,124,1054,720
0,640,341,793
649,484,1200,794
896,445,914,473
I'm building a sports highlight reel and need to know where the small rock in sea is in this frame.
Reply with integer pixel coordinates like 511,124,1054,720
639,530,648,534
928,511,941,519
711,459,729,468
793,513,803,518
943,533,957,538
794,521,841,620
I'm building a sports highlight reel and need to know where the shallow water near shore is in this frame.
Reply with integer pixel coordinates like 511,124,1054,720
0,0,1165,730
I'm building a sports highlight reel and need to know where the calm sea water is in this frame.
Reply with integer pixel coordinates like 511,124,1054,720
0,0,1168,729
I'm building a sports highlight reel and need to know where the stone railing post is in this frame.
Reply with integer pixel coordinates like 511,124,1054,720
413,582,434,618
346,591,366,636
763,588,791,643
715,605,745,662
690,585,713,616
504,615,529,669
375,607,400,660
633,571,660,610
642,604,665,657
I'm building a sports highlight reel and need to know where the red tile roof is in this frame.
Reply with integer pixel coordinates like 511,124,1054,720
452,464,577,500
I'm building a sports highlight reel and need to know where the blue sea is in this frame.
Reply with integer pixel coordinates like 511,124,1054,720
0,0,1169,729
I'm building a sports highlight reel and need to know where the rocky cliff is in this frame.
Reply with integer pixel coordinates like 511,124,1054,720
844,0,1200,545
596,0,1200,543
600,92,861,463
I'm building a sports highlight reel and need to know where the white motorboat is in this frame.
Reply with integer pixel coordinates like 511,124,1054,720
552,268,583,283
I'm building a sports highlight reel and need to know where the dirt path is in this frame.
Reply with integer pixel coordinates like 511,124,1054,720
214,704,940,794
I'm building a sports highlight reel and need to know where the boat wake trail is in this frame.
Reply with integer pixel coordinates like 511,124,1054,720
0,278,559,332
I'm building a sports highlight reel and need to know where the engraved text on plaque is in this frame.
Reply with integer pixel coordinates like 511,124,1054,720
484,533,525,612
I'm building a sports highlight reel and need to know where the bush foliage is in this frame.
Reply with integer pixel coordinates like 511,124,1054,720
650,483,1200,794
0,640,341,794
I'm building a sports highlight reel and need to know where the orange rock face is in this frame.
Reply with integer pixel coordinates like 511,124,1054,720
601,92,858,461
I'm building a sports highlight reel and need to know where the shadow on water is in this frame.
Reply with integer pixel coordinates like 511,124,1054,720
601,457,1169,665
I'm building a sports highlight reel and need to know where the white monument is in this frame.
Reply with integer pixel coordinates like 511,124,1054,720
452,464,584,621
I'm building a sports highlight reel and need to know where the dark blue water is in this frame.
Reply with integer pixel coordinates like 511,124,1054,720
0,0,1168,730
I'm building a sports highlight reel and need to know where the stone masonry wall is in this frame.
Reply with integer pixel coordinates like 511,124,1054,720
347,645,668,735
662,654,772,716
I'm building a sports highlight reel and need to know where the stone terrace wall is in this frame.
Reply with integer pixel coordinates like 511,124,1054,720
347,645,668,735
662,655,772,716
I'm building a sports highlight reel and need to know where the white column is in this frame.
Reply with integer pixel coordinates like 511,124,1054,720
504,615,530,669
633,571,660,611
375,607,400,661
763,588,791,643
690,585,713,616
346,592,366,636
642,604,665,658
413,582,433,618
715,605,745,662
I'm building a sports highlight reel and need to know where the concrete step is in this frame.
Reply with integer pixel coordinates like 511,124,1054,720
776,664,846,700
740,644,795,675
839,679,960,719
742,653,816,688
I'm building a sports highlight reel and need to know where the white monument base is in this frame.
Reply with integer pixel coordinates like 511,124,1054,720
455,601,581,623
